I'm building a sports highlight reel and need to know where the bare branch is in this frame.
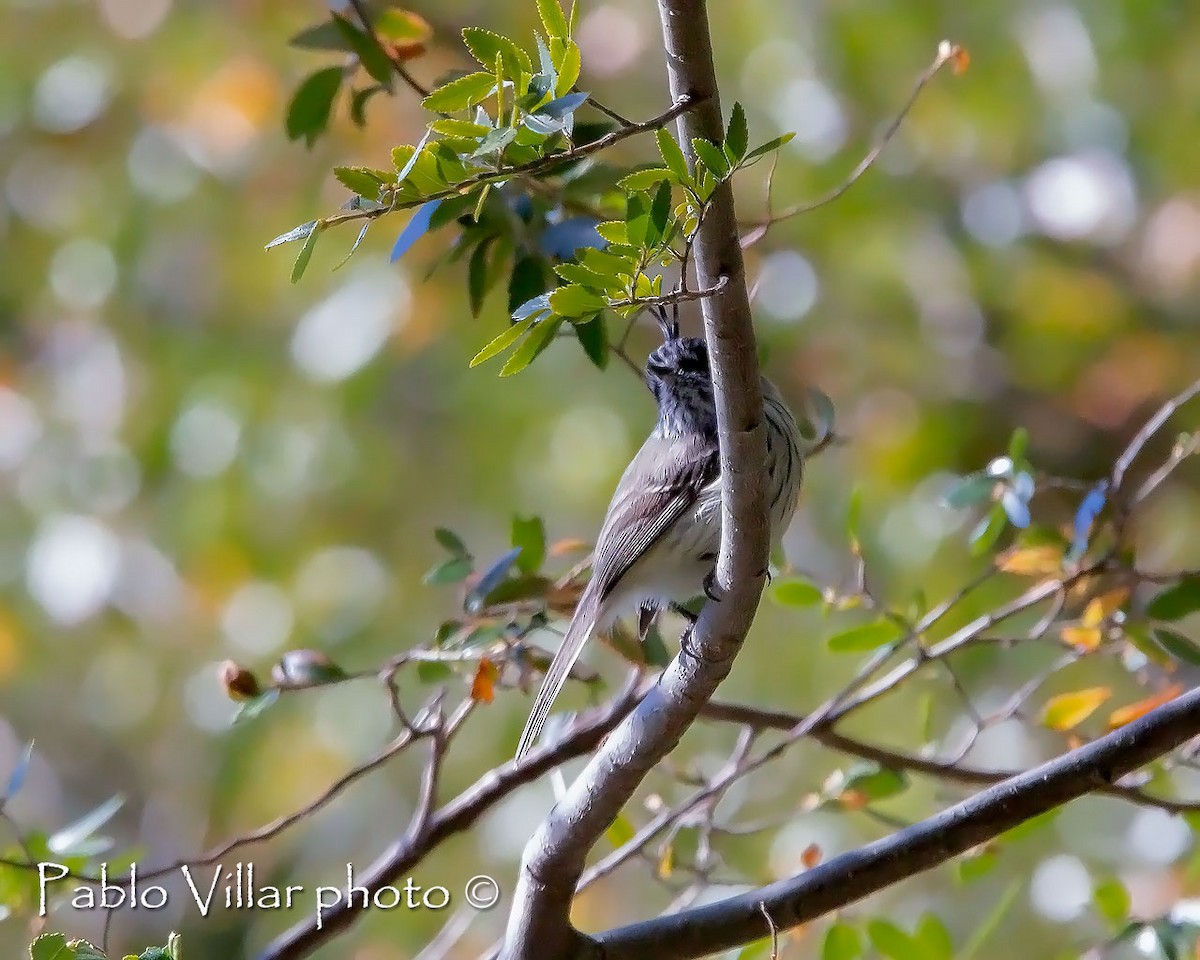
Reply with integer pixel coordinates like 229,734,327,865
257,676,646,960
606,277,728,311
501,1,770,957
1111,377,1200,497
314,96,704,232
594,685,1200,960
740,41,963,250
700,700,1200,814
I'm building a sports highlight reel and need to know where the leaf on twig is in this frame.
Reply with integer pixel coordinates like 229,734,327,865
1061,626,1101,651
1041,687,1111,731
1107,685,1183,729
470,658,499,703
996,545,1062,577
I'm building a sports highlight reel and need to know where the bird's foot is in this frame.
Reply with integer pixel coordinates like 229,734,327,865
703,570,724,603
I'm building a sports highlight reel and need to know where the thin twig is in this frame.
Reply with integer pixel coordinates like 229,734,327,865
1111,378,1200,496
307,96,704,235
740,41,963,249
347,0,431,99
607,277,728,311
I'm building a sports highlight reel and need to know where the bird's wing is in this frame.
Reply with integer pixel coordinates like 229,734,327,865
514,430,718,764
590,429,720,601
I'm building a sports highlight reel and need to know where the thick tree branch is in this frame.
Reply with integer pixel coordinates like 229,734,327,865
255,677,645,960
594,685,1200,960
701,699,1200,814
500,1,770,957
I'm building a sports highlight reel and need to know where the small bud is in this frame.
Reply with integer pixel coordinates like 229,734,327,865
272,649,345,687
220,660,261,701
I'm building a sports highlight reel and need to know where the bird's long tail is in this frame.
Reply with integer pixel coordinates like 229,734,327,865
515,587,602,764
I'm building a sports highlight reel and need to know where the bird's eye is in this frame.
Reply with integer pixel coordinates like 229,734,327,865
676,352,707,374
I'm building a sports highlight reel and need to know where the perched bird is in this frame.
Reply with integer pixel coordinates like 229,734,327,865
514,319,803,762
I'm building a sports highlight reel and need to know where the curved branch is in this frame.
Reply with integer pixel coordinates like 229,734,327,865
596,685,1200,960
500,1,770,957
700,700,1200,814
313,96,703,233
256,677,646,960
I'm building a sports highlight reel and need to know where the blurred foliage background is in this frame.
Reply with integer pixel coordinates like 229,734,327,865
3,0,1200,957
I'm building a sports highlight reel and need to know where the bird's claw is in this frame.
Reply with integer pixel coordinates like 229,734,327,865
703,571,723,603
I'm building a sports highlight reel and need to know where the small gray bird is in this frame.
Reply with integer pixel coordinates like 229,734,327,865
514,326,802,762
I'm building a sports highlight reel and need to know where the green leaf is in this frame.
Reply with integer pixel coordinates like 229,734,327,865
618,167,675,192
843,762,908,801
692,137,729,178
822,922,861,960
536,0,570,39
914,914,953,960
1093,877,1131,928
607,812,636,848
286,67,343,147
461,28,531,78
508,255,548,314
867,919,920,960
579,247,635,281
290,21,351,52
771,578,823,607
470,317,537,367
968,503,1007,557
555,262,615,291
511,515,546,574
422,72,496,113
641,620,670,666
1008,426,1029,463
549,284,607,318
726,101,748,161
656,129,690,182
467,238,493,318
574,313,608,369
232,689,280,725
625,192,651,249
349,85,384,127
1147,577,1200,621
417,661,454,684
555,40,581,96
30,933,72,960
333,165,390,198
265,221,317,250
424,557,473,585
332,14,394,88
827,619,903,653
648,181,672,247
473,126,518,157
1152,627,1200,666
595,221,628,244
434,527,469,557
290,221,324,283
431,117,491,140
956,848,999,884
1124,622,1174,666
944,473,994,509
501,317,564,376
744,131,796,163
846,487,863,552
375,9,432,44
